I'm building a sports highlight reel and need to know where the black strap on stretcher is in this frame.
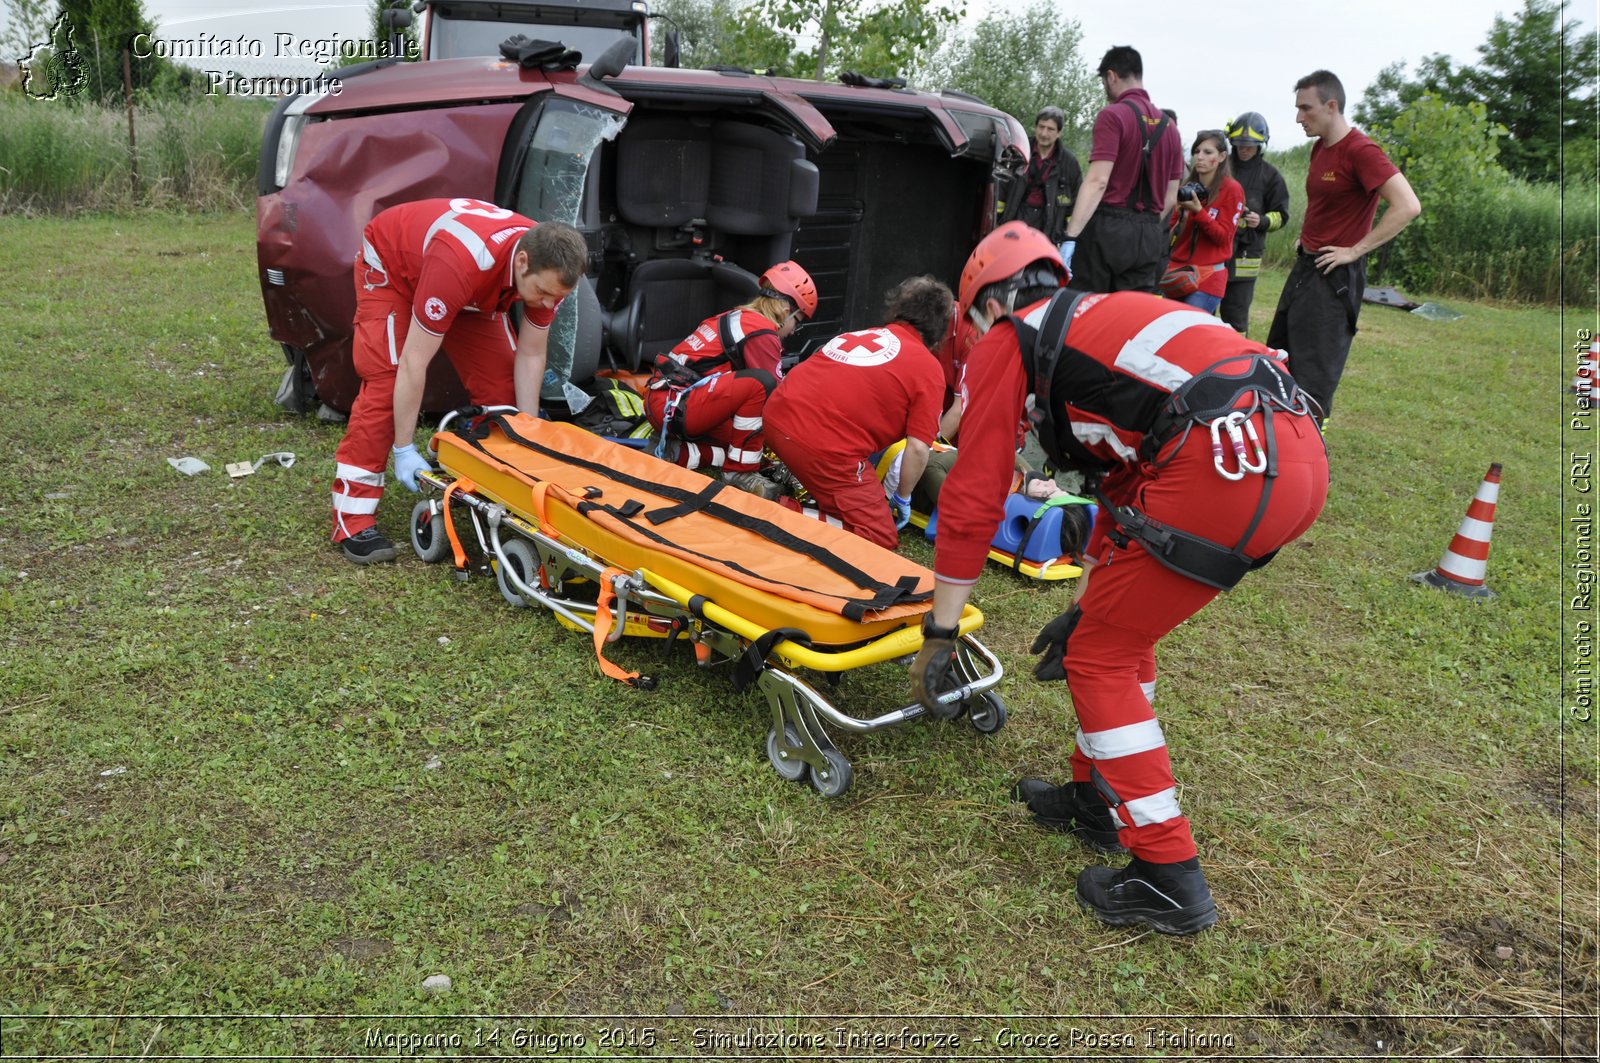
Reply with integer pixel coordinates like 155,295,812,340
448,414,930,619
1012,289,1313,591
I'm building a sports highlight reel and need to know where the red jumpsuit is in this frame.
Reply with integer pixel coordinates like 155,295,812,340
935,291,1328,862
764,323,944,549
644,309,784,474
331,198,559,541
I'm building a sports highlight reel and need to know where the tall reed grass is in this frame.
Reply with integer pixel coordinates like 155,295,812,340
0,95,268,213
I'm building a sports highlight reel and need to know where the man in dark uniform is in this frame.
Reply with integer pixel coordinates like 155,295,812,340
998,106,1082,245
1219,111,1291,336
1058,46,1183,294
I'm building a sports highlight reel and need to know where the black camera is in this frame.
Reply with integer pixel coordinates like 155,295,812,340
1178,180,1208,202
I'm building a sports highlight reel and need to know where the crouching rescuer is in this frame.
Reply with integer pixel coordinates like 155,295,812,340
330,197,588,563
909,222,1329,935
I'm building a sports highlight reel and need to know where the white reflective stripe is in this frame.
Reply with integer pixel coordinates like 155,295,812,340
724,312,748,344
1473,481,1501,505
708,446,727,467
801,505,844,528
727,446,763,465
331,494,381,515
424,212,496,270
499,312,516,349
1071,421,1139,462
1121,786,1183,827
1140,680,1157,704
386,312,399,364
1112,310,1232,390
335,463,385,487
1438,551,1487,583
1075,718,1166,761
1456,516,1494,541
732,414,763,432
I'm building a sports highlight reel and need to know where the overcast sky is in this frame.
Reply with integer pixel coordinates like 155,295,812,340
4,0,1595,142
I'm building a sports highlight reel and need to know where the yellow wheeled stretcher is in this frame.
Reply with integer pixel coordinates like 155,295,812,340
410,409,1006,797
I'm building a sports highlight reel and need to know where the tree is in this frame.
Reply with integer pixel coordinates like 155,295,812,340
1,0,54,62
648,0,796,72
1367,96,1509,289
754,0,960,82
1464,0,1596,181
1352,54,1468,131
915,0,1097,143
1356,0,1597,182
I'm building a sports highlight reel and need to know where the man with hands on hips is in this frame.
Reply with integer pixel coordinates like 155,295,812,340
329,197,588,564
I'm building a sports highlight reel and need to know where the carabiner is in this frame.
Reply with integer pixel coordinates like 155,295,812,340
1233,413,1268,474
1209,415,1244,481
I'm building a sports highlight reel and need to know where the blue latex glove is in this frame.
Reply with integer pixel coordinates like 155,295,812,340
890,492,913,530
1058,238,1077,274
393,442,430,492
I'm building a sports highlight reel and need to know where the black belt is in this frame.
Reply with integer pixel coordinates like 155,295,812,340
1099,205,1162,222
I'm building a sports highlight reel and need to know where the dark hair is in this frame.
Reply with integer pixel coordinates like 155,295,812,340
1294,69,1346,113
885,275,954,348
517,222,588,286
1183,129,1233,201
971,264,1065,321
1161,107,1178,125
1034,106,1065,131
1097,45,1142,81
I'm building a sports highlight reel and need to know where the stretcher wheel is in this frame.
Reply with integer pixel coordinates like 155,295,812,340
496,538,539,608
765,726,808,782
967,691,1007,734
410,501,450,564
808,749,853,798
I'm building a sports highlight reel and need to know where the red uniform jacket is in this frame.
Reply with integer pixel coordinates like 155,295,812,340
1166,176,1245,296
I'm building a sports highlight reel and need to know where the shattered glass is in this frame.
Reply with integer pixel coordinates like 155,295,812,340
511,99,625,398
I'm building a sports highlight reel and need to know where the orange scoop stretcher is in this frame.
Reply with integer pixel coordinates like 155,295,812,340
410,409,1006,798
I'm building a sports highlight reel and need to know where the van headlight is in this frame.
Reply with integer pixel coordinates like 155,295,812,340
273,92,328,188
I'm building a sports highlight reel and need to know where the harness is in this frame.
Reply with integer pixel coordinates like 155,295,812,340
1010,289,1317,590
651,311,779,448
1120,100,1171,215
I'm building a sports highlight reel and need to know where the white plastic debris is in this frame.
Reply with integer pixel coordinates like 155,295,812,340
437,636,451,646
424,755,442,771
227,452,297,479
562,381,594,415
421,973,452,994
99,766,128,777
167,457,210,476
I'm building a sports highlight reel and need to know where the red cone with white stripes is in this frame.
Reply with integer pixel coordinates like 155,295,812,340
1412,463,1501,600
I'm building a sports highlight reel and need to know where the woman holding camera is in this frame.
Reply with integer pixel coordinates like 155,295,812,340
1162,130,1244,315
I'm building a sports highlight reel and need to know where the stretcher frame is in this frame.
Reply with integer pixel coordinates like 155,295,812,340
409,410,1007,798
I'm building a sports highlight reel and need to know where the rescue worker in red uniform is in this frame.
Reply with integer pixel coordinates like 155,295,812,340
909,222,1329,935
331,197,589,564
764,276,952,549
644,262,817,499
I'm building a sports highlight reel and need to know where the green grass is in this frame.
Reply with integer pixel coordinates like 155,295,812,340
0,212,1592,1057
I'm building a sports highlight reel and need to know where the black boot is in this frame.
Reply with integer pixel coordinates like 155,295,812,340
1075,856,1218,936
1010,779,1126,854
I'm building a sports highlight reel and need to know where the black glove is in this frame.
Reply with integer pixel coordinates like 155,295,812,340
909,619,961,720
1029,603,1081,682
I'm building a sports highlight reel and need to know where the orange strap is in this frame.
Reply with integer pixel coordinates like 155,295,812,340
441,477,477,570
592,566,647,688
527,479,551,528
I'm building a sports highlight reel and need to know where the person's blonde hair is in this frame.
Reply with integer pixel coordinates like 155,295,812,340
743,293,796,325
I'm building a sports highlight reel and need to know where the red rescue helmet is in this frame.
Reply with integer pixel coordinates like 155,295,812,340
759,261,818,320
957,221,1067,320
